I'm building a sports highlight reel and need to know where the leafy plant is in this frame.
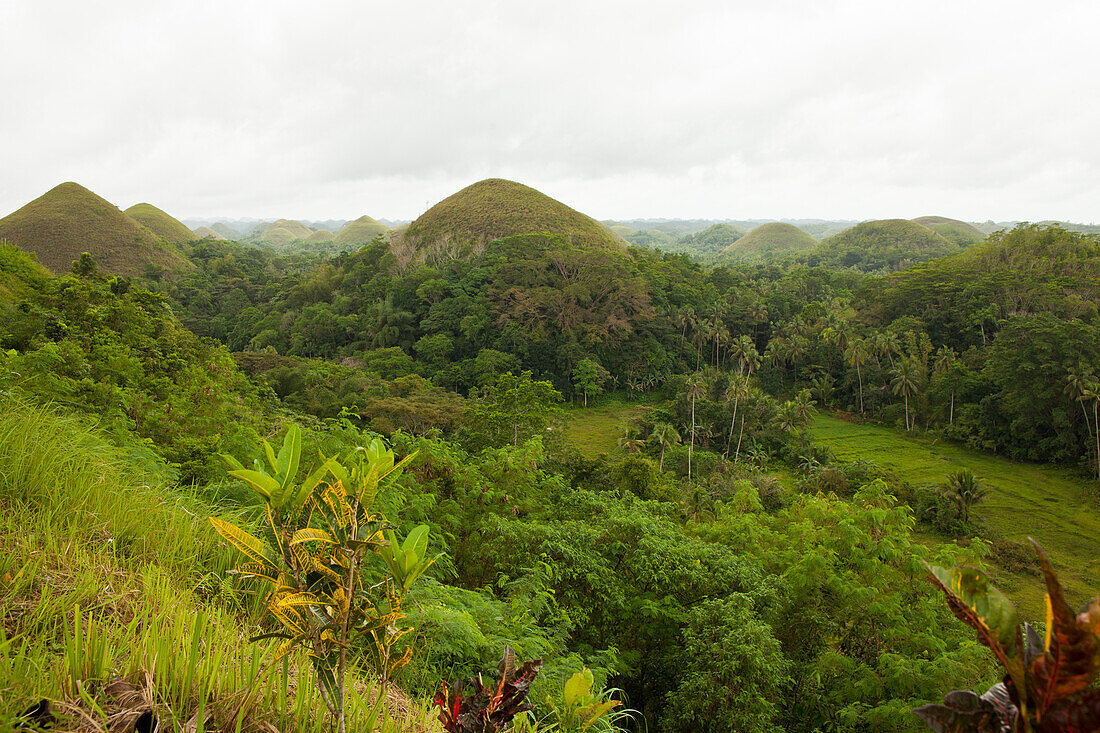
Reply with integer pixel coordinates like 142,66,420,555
942,468,990,524
553,667,622,732
915,540,1100,732
209,424,430,733
434,647,543,733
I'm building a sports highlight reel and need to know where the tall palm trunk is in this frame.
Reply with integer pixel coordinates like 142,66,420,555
689,395,696,481
856,361,864,414
725,398,739,459
735,414,746,463
904,394,910,432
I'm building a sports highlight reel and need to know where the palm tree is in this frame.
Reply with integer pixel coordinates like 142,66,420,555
723,374,751,459
875,332,900,369
1065,363,1095,442
891,358,921,432
676,306,696,350
943,469,989,524
618,426,646,454
934,346,958,424
1085,380,1100,481
730,335,760,377
685,373,707,482
649,422,681,472
844,338,869,414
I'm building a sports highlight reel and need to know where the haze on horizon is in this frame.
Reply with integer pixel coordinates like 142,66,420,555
2,0,1098,224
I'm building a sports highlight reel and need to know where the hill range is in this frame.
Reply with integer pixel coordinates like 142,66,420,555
0,183,192,277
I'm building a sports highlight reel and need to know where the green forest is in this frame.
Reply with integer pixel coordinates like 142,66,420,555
1,180,1098,733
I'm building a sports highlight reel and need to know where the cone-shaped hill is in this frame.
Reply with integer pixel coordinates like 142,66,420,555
193,226,227,240
306,229,335,243
393,178,624,264
720,222,817,262
810,219,959,272
210,222,238,239
0,183,192,277
911,216,986,247
334,215,390,247
124,203,195,245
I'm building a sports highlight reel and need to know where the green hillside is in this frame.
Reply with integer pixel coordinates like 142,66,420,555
334,214,390,247
911,215,986,248
0,182,192,277
210,222,238,239
258,218,313,240
306,228,335,242
192,225,226,240
810,218,959,272
671,223,744,258
394,178,624,264
720,222,817,262
124,202,196,245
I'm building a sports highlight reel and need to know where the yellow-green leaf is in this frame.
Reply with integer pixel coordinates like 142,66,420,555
209,517,272,565
291,528,335,545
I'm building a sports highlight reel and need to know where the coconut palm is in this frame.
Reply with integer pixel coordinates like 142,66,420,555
1084,379,1100,480
891,358,921,432
685,373,707,482
618,426,646,454
844,338,869,414
723,374,751,459
730,335,760,377
943,469,989,523
648,421,681,472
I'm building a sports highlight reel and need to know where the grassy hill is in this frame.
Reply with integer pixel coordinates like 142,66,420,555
911,216,986,248
210,222,238,239
307,228,335,242
671,223,744,258
809,218,959,272
720,222,817,262
394,178,624,264
124,202,196,245
335,214,390,247
192,225,226,240
0,182,192,277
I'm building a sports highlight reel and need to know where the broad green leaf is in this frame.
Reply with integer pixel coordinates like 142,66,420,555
582,700,621,730
927,564,1019,653
262,439,278,474
563,668,594,707
227,469,280,501
277,424,301,491
219,453,245,471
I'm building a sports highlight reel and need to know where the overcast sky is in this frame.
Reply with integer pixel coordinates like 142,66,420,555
2,0,1098,223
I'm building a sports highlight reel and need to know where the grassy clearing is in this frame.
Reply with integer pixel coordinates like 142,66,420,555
811,414,1100,618
0,401,437,732
561,398,650,458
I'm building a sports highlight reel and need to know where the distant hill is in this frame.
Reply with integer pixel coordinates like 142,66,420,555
809,219,959,272
193,226,227,240
306,229,335,243
124,203,195,245
0,182,192,277
253,219,313,245
394,178,624,264
720,222,818,262
334,215,390,247
911,216,986,247
210,222,238,239
669,223,744,258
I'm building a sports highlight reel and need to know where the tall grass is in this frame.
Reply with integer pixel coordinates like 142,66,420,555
0,400,439,731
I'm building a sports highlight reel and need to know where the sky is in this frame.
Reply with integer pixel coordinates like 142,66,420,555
2,0,1098,223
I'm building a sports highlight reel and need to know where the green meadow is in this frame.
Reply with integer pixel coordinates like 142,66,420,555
811,414,1100,617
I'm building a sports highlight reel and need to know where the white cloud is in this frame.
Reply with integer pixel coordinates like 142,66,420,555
1,0,1098,222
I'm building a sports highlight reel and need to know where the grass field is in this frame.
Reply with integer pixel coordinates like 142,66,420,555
562,399,650,458
811,414,1100,617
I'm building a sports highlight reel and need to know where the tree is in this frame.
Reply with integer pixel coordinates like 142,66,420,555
723,374,751,460
649,421,681,472
685,373,707,482
572,357,610,407
891,358,921,431
844,338,869,414
942,468,989,524
729,335,760,377
463,371,563,449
